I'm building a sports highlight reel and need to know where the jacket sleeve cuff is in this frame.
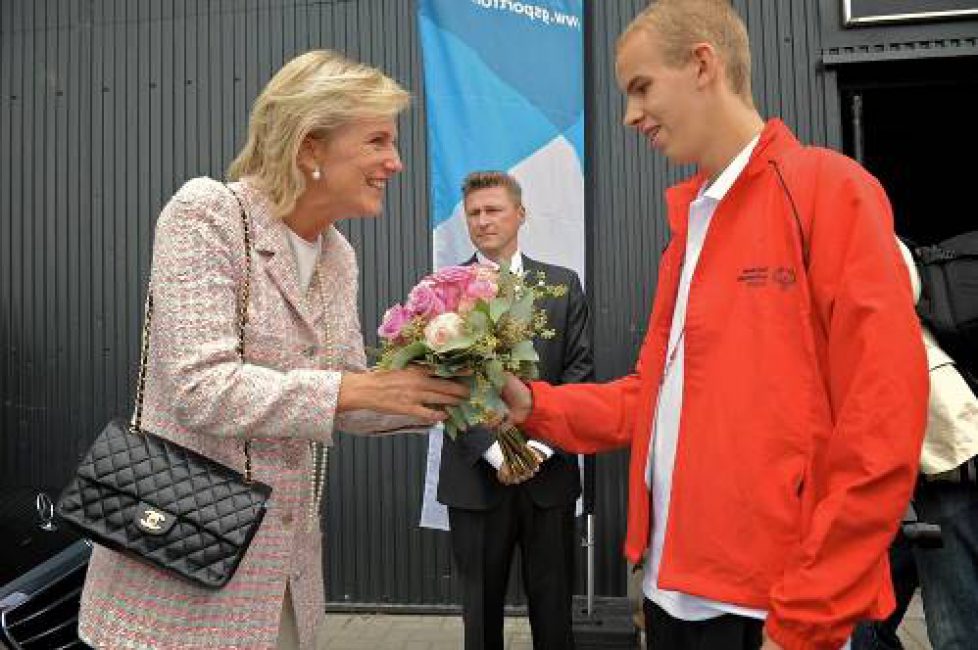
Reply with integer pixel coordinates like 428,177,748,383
523,381,559,437
526,440,554,459
285,368,342,443
482,442,504,470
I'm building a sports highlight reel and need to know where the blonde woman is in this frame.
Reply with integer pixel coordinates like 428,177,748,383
78,50,467,650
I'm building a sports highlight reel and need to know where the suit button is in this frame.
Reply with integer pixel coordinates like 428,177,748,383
304,345,317,359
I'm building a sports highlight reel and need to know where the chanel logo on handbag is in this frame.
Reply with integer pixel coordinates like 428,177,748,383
140,509,166,530
134,501,177,536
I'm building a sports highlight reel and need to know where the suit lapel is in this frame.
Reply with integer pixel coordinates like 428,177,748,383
249,194,318,330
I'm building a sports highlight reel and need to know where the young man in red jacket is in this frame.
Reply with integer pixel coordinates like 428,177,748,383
500,1,929,649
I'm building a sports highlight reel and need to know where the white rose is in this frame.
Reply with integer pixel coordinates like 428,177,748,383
424,312,465,350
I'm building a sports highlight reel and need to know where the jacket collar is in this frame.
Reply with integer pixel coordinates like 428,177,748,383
664,119,801,234
474,250,526,274
237,178,333,330
463,252,538,273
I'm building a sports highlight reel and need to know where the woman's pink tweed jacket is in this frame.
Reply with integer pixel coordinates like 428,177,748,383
79,177,414,649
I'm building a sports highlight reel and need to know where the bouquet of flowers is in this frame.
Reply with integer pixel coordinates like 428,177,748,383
376,263,566,473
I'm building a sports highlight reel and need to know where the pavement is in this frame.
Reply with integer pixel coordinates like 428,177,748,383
318,593,932,649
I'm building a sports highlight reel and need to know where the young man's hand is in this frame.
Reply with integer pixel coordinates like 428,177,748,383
500,373,533,426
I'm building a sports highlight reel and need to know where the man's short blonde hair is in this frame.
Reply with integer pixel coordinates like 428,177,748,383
228,50,410,217
462,171,523,206
620,0,752,100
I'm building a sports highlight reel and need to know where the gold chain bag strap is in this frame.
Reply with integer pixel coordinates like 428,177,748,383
55,185,272,589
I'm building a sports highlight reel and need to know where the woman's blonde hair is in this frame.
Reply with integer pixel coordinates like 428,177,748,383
620,0,752,101
228,50,410,217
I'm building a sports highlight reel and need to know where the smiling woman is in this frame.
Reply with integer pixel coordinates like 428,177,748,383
283,117,405,238
74,50,469,650
228,50,409,221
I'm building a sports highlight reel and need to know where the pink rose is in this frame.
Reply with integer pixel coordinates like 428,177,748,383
465,278,498,301
406,283,447,319
472,264,498,280
378,304,412,340
431,266,476,284
433,283,463,313
424,312,465,350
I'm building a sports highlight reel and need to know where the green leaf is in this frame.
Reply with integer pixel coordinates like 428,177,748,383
433,364,457,378
482,387,505,414
447,362,477,376
444,420,459,440
388,341,428,369
470,377,506,415
433,348,474,363
460,401,483,426
490,297,511,323
509,291,534,322
466,309,490,337
486,360,506,390
510,340,539,362
432,334,476,354
473,300,492,317
445,405,467,434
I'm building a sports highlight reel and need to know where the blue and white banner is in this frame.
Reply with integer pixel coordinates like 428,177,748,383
417,0,585,530
419,0,585,278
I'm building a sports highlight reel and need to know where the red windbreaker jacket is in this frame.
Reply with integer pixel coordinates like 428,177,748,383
524,120,928,650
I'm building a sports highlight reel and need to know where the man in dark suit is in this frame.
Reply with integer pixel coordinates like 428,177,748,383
438,170,593,650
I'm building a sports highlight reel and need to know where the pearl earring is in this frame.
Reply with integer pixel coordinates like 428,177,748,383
311,166,322,181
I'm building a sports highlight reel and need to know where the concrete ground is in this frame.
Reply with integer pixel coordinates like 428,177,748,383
319,593,932,649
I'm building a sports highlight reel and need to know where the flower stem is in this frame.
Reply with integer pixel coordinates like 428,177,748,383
494,425,538,473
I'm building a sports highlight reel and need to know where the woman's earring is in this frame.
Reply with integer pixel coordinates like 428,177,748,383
311,166,322,181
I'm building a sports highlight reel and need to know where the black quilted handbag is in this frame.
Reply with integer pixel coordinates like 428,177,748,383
56,187,272,589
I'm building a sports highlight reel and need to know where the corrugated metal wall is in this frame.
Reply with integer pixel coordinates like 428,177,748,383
0,0,855,607
0,0,450,607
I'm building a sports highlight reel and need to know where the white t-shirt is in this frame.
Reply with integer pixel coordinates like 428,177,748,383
287,229,322,294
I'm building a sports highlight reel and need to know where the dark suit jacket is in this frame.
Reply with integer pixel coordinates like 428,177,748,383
437,256,594,510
